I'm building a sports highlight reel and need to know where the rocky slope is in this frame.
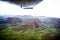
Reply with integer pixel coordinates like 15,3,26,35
13,18,44,30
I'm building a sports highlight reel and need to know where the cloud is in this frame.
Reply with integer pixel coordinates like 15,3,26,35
34,0,60,18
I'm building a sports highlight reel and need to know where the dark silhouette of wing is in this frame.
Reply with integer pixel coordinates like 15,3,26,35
1,0,43,9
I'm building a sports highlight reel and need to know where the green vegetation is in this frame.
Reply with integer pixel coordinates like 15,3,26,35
0,25,57,40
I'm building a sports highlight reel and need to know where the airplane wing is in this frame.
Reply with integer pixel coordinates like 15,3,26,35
0,0,43,9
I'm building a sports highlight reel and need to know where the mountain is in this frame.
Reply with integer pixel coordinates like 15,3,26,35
49,18,60,29
5,17,22,24
0,15,60,30
0,16,5,24
13,18,44,30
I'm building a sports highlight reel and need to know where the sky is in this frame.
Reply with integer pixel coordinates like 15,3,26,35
0,0,60,18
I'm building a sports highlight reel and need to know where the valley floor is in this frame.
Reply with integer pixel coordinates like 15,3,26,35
0,24,59,40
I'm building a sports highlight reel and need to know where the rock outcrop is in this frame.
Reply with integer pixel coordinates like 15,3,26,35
13,18,43,30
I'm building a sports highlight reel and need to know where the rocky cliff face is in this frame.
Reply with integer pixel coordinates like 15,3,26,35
13,18,44,30
5,17,22,24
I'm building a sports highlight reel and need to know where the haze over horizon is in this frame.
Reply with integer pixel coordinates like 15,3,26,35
0,0,60,18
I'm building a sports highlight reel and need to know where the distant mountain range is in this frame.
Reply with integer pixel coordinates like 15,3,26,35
13,18,44,30
0,15,60,30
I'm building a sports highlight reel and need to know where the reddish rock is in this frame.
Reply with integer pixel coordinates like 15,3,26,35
13,18,44,30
